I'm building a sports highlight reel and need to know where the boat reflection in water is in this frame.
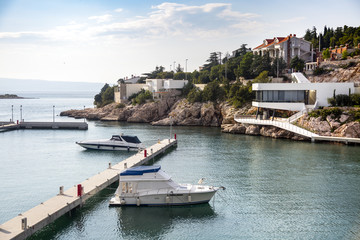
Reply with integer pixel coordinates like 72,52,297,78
116,204,216,238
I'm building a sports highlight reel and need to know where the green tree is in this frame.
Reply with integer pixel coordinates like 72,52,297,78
290,56,305,72
202,81,226,102
203,52,219,71
236,52,253,79
253,71,270,83
322,48,330,59
227,82,254,108
271,57,287,77
187,88,203,103
101,86,115,106
173,72,186,80
198,70,210,83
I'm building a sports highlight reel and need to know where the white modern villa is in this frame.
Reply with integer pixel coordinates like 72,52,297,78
115,79,188,103
252,72,357,112
252,34,313,66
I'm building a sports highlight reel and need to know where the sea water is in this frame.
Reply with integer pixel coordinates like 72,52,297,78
1,93,360,239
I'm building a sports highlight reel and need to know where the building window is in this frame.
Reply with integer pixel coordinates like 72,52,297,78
255,90,305,103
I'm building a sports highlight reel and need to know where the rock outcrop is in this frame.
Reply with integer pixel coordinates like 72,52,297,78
151,99,221,126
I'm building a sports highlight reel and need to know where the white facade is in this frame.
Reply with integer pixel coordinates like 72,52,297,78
252,34,312,65
163,79,188,90
115,79,188,102
114,84,146,103
252,73,355,111
146,79,188,92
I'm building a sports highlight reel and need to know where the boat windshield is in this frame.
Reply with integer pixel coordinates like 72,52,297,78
121,136,141,144
110,135,122,141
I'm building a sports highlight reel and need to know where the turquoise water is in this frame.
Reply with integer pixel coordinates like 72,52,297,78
1,94,360,239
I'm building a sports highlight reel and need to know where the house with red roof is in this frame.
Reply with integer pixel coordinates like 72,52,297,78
252,34,313,67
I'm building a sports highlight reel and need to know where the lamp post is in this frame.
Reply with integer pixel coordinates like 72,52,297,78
185,59,188,80
53,105,55,122
20,105,22,122
169,116,172,140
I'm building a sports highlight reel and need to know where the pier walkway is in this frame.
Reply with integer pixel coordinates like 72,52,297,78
0,138,177,240
235,115,360,144
0,121,88,132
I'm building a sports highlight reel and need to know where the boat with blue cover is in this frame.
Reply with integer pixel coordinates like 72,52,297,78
76,134,144,151
109,165,223,206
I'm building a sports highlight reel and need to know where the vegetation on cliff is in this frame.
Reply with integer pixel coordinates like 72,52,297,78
94,84,115,107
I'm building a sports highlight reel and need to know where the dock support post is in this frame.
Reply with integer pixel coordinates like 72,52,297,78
108,162,112,169
124,162,127,169
144,149,147,157
151,148,153,154
59,186,64,195
21,217,27,230
77,184,82,197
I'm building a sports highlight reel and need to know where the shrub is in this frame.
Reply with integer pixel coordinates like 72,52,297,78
202,81,226,102
309,108,343,121
322,48,330,59
350,48,360,57
348,109,360,122
131,90,153,105
341,50,348,60
335,94,351,106
187,88,203,103
351,94,360,106
327,97,336,106
313,67,327,76
116,103,126,108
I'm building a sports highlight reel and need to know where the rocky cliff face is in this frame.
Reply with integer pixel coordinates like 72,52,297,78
308,58,360,83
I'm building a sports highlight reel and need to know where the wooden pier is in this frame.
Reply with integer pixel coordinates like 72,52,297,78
0,121,88,132
0,138,177,240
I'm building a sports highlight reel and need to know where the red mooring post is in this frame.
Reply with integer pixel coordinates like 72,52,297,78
77,184,82,197
174,134,177,140
144,149,147,157
17,120,19,124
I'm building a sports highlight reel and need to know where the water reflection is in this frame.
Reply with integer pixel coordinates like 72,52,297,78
116,204,216,239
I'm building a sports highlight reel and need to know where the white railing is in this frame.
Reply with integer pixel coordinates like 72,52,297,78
235,116,318,138
288,108,307,123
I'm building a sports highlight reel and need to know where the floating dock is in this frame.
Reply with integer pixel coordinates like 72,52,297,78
0,138,177,240
0,121,88,132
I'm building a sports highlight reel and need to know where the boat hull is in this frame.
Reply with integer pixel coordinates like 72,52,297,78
109,191,216,206
76,143,141,151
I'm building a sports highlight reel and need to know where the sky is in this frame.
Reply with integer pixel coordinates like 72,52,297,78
0,0,359,84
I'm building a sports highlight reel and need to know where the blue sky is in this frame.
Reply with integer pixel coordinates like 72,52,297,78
0,0,359,83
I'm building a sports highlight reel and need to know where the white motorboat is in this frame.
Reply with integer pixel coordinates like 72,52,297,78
109,165,223,206
76,134,144,151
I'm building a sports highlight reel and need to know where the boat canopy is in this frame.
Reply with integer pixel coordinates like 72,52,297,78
120,165,161,176
121,135,141,144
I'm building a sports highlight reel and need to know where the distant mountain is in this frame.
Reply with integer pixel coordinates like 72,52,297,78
0,78,105,94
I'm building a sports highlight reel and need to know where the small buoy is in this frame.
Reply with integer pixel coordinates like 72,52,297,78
136,197,140,206
120,199,126,205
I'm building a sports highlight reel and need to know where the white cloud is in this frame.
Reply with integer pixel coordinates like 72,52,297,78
279,17,306,23
88,14,113,23
114,8,123,12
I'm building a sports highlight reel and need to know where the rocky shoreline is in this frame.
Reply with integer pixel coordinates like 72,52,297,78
60,94,360,142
